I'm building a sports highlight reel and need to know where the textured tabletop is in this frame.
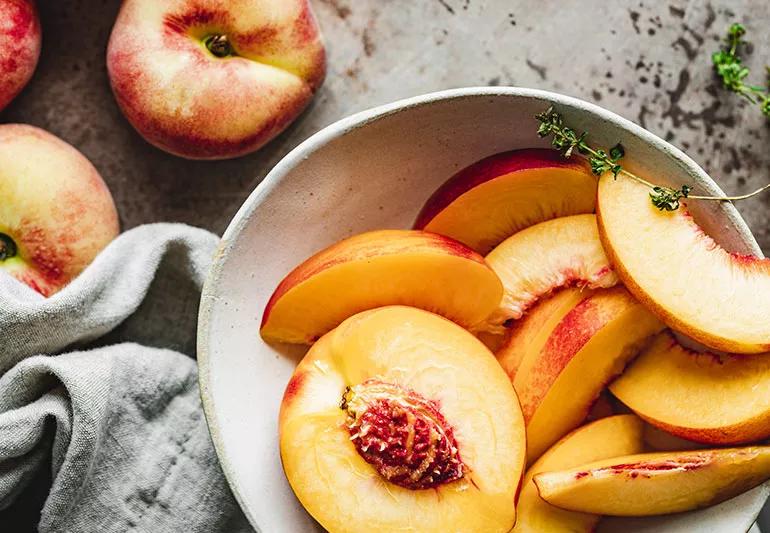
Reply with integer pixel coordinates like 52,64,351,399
3,0,769,252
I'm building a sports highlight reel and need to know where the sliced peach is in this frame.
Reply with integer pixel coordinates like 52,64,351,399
611,332,770,444
534,447,770,516
279,306,525,533
498,286,664,462
485,214,617,329
643,424,710,452
514,414,644,533
260,230,503,344
597,173,770,354
414,149,596,254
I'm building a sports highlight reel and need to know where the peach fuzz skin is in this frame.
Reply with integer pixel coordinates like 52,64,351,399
107,0,326,160
260,229,503,344
279,306,525,533
0,0,41,111
534,447,770,516
514,415,645,533
0,125,119,296
414,148,597,254
611,332,770,445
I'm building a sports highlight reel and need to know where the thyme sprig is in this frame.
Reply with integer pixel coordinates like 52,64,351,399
712,23,770,118
535,107,770,211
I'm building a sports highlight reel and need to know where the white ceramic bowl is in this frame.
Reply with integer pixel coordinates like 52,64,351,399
198,87,769,533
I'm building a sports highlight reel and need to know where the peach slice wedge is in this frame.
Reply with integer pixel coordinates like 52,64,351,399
514,414,644,533
280,306,525,533
498,286,664,462
597,173,770,354
260,230,503,344
534,447,770,516
611,332,770,445
414,149,597,254
484,214,617,329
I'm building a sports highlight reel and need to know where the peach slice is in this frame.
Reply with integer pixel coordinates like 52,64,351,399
514,414,644,533
611,332,770,444
414,149,596,254
534,447,770,516
498,286,664,462
260,230,503,344
280,306,525,533
485,214,617,329
643,424,710,452
597,173,770,354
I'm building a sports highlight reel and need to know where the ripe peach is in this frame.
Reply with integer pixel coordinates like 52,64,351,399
514,414,644,533
611,332,770,445
260,230,503,344
414,149,597,254
0,125,119,296
484,214,616,330
0,0,41,111
534,446,770,516
498,286,664,462
107,0,326,159
598,172,770,354
279,306,525,533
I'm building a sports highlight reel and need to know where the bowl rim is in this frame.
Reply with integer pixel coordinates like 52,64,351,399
197,86,763,531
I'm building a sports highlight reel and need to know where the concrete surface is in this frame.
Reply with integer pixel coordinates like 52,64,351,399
3,0,769,251
2,0,770,531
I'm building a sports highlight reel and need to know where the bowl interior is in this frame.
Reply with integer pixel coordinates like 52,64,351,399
198,88,768,533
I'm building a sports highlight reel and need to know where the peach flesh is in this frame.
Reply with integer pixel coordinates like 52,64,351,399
597,172,770,354
261,230,503,344
534,447,770,516
415,148,597,254
280,306,525,533
611,332,770,444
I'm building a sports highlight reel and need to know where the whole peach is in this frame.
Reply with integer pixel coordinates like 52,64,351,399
0,125,120,296
106,0,326,160
0,0,41,111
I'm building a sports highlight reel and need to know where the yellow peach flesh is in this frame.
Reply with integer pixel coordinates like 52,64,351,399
415,149,597,254
514,414,644,533
261,230,503,344
500,287,664,462
598,173,770,354
485,214,617,329
279,306,525,533
534,447,770,516
611,332,770,444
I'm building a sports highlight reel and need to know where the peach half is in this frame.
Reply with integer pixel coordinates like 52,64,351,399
260,230,503,344
597,173,770,354
484,214,617,329
279,306,525,533
498,286,664,462
514,414,644,533
534,447,770,516
414,149,597,254
611,332,770,445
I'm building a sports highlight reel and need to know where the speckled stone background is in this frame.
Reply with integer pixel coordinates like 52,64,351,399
2,0,769,251
2,0,770,530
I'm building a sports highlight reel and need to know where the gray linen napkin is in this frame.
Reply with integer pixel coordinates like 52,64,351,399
0,223,252,532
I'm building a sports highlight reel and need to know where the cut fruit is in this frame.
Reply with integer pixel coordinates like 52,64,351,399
279,306,525,533
414,149,596,254
498,286,664,462
261,230,503,344
484,214,617,329
611,332,770,445
643,424,710,452
597,173,770,354
534,447,770,516
514,414,644,533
